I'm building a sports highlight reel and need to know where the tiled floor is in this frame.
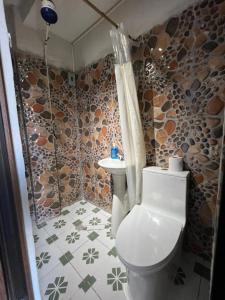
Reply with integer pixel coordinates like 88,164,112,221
33,200,210,300
33,200,127,300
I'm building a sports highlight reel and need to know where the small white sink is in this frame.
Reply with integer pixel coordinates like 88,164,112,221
98,157,126,175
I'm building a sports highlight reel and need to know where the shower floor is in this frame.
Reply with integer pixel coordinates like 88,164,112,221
33,200,127,300
33,200,209,300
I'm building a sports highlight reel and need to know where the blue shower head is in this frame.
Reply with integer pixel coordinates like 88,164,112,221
41,0,58,24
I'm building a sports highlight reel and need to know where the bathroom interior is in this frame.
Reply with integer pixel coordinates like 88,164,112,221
1,0,225,299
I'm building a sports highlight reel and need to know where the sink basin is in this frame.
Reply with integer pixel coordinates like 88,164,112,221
98,157,126,175
98,157,128,237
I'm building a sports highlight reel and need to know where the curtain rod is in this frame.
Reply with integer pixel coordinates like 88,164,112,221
81,0,137,42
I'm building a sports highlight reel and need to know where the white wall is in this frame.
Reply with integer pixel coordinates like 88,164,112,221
5,4,73,70
5,0,199,71
74,0,198,70
0,1,41,299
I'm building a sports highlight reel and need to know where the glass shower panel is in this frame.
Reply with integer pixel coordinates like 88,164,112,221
15,53,61,223
14,51,82,224
50,66,82,208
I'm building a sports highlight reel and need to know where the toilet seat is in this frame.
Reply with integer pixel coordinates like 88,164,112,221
116,205,183,273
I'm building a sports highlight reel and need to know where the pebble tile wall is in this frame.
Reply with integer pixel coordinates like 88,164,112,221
16,52,82,222
76,0,225,261
16,52,121,221
132,0,225,261
76,55,122,212
16,0,225,261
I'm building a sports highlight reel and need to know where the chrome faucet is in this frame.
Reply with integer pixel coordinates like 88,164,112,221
118,154,124,161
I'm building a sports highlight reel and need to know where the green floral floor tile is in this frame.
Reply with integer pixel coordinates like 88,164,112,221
108,247,117,258
36,252,51,269
107,267,127,291
37,222,47,229
87,231,99,241
78,274,96,292
61,209,70,216
66,231,80,244
46,234,58,245
174,267,186,285
45,276,68,300
73,219,83,227
105,223,111,229
59,251,74,266
106,230,113,239
36,202,128,300
33,234,39,243
80,201,87,205
53,219,66,229
76,208,86,215
89,217,101,226
82,248,99,264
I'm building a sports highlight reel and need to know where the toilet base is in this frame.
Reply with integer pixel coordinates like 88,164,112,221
125,267,170,300
122,244,183,300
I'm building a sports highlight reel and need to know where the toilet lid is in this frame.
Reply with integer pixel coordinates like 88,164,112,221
116,205,183,269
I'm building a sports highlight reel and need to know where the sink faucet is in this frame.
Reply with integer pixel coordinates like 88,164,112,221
118,154,124,161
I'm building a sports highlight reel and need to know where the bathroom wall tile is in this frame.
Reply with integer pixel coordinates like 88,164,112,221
16,52,81,222
128,0,223,261
76,55,121,214
130,0,225,262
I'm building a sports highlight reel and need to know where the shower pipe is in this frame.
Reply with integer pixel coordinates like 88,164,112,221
81,0,138,42
43,23,63,217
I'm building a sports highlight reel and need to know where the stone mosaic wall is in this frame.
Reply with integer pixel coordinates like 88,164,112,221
16,52,120,221
16,51,82,222
76,55,122,212
77,0,225,260
132,0,225,261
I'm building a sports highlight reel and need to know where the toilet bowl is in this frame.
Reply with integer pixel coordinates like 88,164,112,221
116,166,189,300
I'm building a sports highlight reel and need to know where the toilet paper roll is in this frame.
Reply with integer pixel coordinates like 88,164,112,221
169,156,183,172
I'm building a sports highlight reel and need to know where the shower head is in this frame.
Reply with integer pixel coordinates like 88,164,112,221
41,0,58,24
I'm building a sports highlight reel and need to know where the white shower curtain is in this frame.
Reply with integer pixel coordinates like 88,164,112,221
110,26,146,209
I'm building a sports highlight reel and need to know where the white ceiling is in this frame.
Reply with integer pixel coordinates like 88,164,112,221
4,0,199,71
23,0,123,43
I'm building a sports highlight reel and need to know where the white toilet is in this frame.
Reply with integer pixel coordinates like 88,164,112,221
116,166,189,300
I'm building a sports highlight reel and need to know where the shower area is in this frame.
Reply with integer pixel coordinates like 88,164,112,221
16,51,83,223
15,51,123,224
13,0,122,224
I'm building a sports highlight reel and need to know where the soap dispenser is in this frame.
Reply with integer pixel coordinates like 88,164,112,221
111,142,118,159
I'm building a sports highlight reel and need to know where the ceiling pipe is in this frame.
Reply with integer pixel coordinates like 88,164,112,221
81,0,137,42
82,0,119,29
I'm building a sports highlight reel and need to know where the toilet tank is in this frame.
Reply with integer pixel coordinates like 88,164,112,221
142,166,189,225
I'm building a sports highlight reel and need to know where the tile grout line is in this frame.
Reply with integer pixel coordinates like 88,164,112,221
197,277,202,300
96,236,115,250
84,198,111,216
91,285,104,300
69,261,103,300
69,261,102,300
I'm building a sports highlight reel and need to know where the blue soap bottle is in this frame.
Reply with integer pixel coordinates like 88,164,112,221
111,143,118,159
